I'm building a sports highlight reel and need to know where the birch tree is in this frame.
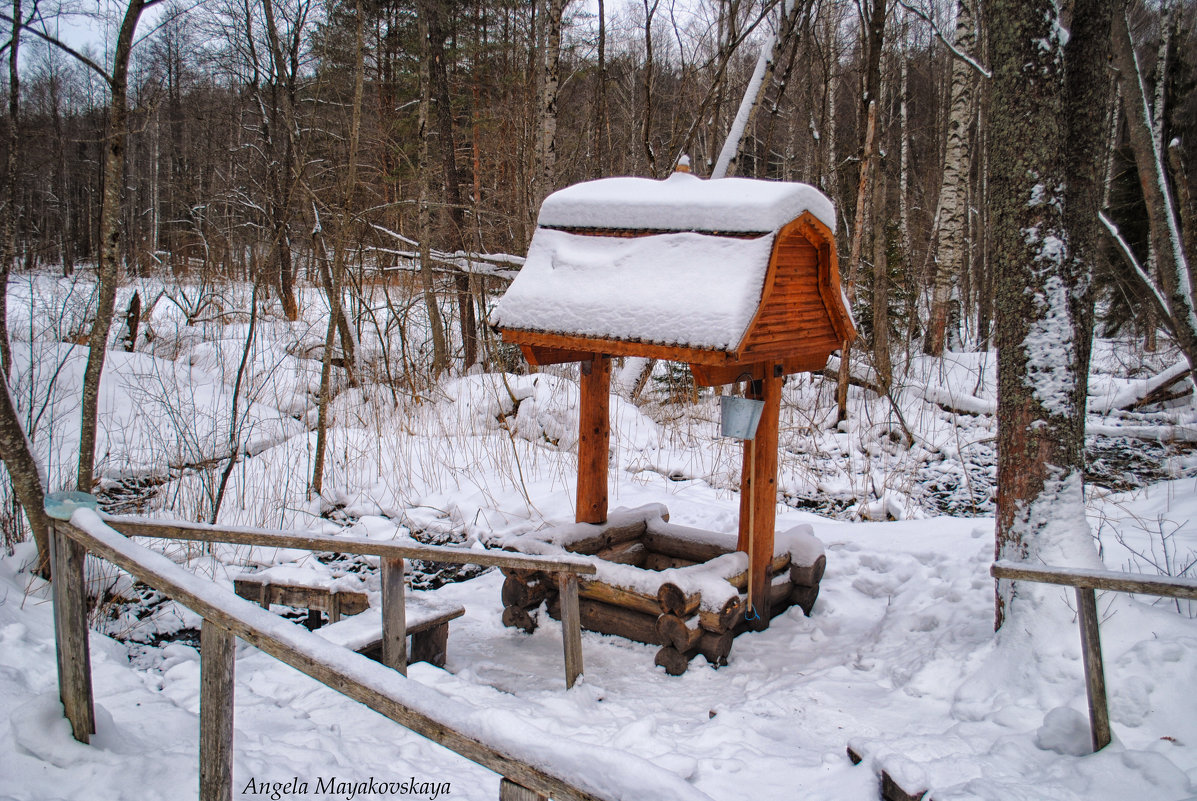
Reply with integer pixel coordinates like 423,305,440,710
925,0,977,356
711,0,809,180
538,0,565,202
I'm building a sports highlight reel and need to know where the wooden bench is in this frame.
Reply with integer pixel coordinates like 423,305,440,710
316,597,466,669
233,573,370,628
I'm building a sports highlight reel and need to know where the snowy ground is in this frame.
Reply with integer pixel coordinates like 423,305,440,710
2,273,1197,800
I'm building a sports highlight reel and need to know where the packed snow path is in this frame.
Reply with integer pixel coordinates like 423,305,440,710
4,485,1196,800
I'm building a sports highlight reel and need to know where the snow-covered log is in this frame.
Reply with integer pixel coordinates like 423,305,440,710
1088,361,1194,414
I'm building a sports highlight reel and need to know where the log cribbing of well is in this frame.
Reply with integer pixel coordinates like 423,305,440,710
497,505,827,675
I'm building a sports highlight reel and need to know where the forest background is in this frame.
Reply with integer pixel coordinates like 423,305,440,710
0,0,1194,599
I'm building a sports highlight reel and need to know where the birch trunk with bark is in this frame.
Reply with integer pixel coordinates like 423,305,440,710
712,0,808,180
539,0,564,201
926,0,977,356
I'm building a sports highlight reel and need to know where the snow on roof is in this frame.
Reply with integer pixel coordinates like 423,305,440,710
537,172,836,234
491,227,775,352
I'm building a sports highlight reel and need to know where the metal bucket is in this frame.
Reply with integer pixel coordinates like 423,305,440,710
720,395,765,440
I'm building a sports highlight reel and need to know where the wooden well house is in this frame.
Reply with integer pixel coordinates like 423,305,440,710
489,168,855,673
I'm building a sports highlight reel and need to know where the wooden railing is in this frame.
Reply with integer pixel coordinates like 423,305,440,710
991,560,1197,753
102,513,594,687
44,510,713,801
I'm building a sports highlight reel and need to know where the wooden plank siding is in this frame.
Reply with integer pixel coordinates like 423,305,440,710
734,214,845,364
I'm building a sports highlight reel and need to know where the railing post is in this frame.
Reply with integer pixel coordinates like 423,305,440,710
382,557,408,675
557,572,583,689
329,589,343,624
50,521,96,743
1075,587,1112,751
499,778,548,800
200,619,236,801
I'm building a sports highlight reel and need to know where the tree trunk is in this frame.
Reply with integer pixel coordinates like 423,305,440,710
0,380,49,577
1110,8,1197,377
420,0,478,368
641,0,660,176
836,0,885,421
592,0,608,177
872,155,892,387
539,0,564,201
711,0,808,180
899,48,911,274
78,0,149,493
261,0,301,322
1062,0,1113,452
311,300,336,497
322,0,366,386
837,98,878,422
0,0,20,378
417,7,448,374
990,0,1096,630
926,0,978,356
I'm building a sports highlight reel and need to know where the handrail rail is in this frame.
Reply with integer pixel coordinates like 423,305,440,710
991,559,1196,755
50,511,714,801
991,560,1197,599
103,514,598,575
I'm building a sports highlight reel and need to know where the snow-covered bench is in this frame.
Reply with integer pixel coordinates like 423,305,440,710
316,597,465,668
233,569,370,627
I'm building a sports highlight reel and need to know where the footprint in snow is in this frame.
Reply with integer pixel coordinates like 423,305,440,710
852,575,901,598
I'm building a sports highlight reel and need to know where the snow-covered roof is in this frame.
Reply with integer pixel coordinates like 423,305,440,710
537,172,836,234
494,174,839,354
491,227,775,352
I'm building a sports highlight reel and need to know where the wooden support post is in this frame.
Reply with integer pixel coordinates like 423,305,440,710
50,522,95,743
410,622,451,668
329,590,342,624
381,557,407,675
1075,587,1112,751
200,619,235,801
736,367,781,629
557,572,584,689
499,778,547,801
576,355,611,524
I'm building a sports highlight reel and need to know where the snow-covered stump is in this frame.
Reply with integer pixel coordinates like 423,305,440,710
495,505,827,676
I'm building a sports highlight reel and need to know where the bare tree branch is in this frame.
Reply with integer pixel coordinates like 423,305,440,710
894,0,991,78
